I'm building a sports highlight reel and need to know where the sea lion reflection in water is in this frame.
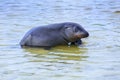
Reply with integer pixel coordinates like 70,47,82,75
20,22,89,49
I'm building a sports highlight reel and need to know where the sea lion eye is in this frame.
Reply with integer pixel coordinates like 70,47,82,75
74,27,79,32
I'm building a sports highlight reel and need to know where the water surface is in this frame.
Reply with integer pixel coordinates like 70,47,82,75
0,0,120,80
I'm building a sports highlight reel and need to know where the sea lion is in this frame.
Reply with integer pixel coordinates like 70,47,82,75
20,22,89,48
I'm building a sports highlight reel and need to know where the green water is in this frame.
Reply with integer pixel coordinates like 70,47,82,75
0,0,120,80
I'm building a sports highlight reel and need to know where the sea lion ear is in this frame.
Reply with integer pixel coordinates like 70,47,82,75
66,27,71,30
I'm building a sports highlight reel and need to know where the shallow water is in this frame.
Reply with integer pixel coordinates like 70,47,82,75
0,0,120,80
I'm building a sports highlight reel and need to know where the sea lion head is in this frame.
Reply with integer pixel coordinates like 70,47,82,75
62,22,89,42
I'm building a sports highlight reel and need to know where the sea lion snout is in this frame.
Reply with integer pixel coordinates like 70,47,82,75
83,31,89,37
75,31,89,39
